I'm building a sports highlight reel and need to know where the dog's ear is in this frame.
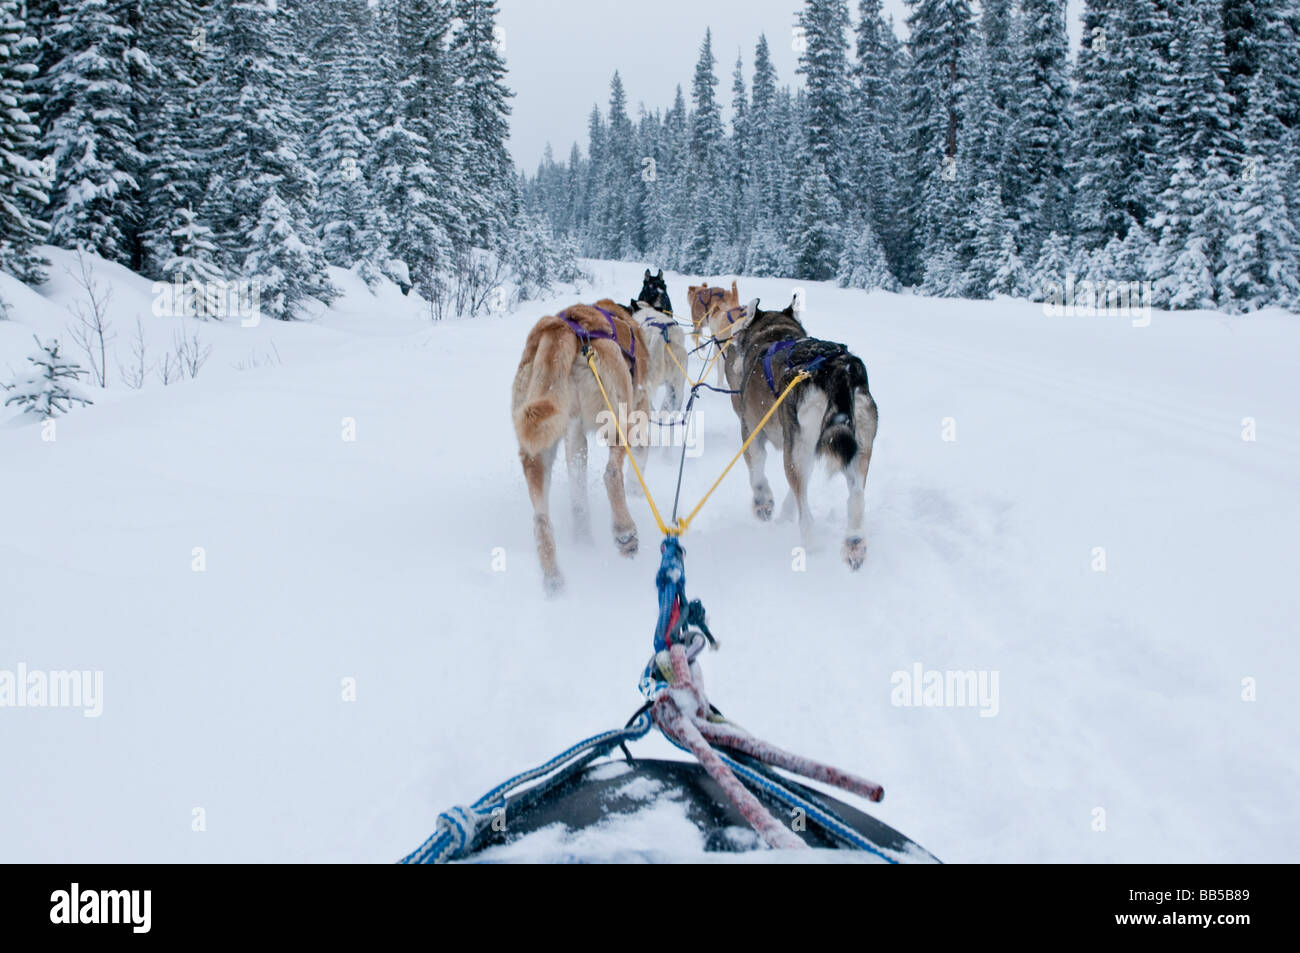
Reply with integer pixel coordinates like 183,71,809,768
656,269,664,279
745,298,759,319
630,300,640,313
645,269,652,279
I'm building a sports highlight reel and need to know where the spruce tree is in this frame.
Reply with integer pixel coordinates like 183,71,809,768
0,0,49,282
451,0,515,248
204,0,335,319
41,0,142,264
4,337,92,417
903,0,975,284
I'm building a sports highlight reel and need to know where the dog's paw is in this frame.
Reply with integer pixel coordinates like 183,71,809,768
843,536,867,571
616,530,639,557
543,571,565,597
753,494,775,522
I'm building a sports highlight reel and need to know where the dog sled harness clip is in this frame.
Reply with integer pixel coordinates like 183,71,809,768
559,307,637,378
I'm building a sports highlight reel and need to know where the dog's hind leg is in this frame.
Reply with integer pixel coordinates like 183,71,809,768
522,447,563,595
604,443,639,558
783,415,818,548
565,415,591,543
842,397,878,570
743,422,776,521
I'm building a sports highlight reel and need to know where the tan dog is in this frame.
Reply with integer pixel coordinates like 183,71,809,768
512,299,651,594
686,280,739,346
703,297,756,386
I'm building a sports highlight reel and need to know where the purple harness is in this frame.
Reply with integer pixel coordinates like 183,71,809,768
762,340,799,395
763,338,833,394
560,306,637,377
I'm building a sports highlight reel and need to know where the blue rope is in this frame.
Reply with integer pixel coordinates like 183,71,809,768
400,712,654,864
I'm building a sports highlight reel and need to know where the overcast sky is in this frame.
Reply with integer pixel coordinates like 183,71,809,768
499,0,1084,174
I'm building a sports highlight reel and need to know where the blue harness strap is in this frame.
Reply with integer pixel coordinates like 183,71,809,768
762,339,836,395
762,340,798,395
643,316,675,343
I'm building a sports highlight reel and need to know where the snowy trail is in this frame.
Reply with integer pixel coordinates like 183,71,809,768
2,254,1297,862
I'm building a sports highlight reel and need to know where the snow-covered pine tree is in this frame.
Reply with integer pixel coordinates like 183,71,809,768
0,0,49,282
797,0,852,206
903,0,976,285
3,337,92,416
1221,105,1300,312
370,0,470,295
965,178,1014,298
590,72,639,259
989,231,1029,298
41,0,143,264
308,0,389,287
957,26,1011,293
851,0,907,280
1149,4,1238,310
837,216,898,291
1029,230,1072,302
793,162,841,281
580,103,606,257
137,0,216,282
451,0,516,249
1070,0,1169,246
744,35,783,235
162,205,222,316
637,107,670,257
203,0,335,319
1007,0,1071,257
684,29,725,273
1223,0,1300,144
725,51,750,264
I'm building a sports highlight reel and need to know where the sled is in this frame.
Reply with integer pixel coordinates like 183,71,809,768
465,756,940,864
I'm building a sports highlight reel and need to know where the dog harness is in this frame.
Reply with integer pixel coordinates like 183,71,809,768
762,339,838,395
559,306,637,377
717,305,745,326
644,317,675,343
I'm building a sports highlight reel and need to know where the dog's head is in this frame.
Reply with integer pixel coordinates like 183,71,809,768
638,269,673,316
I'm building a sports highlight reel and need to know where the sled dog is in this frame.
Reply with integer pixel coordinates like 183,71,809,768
686,280,739,346
627,269,689,415
512,300,651,593
724,298,878,570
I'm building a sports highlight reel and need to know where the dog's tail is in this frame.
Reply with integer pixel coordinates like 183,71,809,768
816,356,866,472
514,325,579,456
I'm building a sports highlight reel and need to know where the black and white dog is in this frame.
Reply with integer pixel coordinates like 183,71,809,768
628,269,687,415
724,298,878,570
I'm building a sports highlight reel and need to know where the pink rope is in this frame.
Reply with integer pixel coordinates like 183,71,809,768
694,719,884,803
654,697,805,850
649,641,886,849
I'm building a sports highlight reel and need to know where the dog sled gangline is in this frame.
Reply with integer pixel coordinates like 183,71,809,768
402,294,938,864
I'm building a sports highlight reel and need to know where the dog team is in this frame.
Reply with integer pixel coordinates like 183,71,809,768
511,269,878,594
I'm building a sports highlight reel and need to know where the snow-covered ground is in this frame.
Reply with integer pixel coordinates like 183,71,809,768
2,248,1297,862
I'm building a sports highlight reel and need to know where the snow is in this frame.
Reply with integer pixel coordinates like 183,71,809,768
1,249,1297,863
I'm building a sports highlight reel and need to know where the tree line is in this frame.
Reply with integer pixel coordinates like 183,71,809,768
522,0,1300,313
